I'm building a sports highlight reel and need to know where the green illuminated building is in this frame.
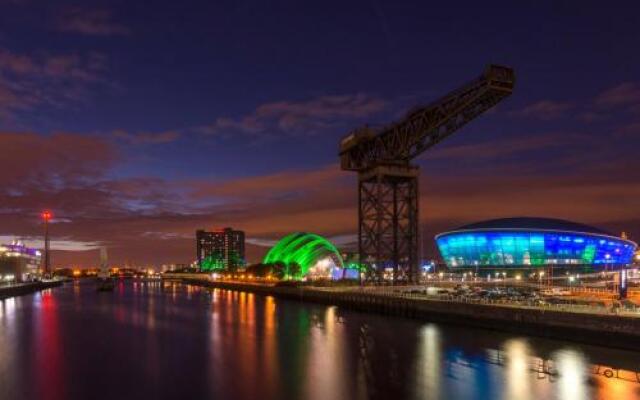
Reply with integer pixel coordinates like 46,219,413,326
263,232,344,279
197,228,245,272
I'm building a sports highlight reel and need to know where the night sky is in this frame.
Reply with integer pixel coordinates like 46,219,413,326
1,0,639,267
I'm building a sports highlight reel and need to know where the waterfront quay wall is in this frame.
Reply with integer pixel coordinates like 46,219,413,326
166,275,640,349
0,280,63,300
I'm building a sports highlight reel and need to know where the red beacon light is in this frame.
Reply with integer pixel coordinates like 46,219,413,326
41,210,53,221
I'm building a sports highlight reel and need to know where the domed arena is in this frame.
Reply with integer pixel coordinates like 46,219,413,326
436,217,637,271
263,232,344,279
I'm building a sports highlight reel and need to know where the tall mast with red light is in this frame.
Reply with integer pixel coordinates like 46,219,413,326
41,210,52,274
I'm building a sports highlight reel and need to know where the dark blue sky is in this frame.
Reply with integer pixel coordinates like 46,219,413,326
1,0,639,265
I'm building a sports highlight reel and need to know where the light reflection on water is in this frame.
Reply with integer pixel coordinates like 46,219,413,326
304,306,349,400
414,324,442,398
0,281,639,400
505,339,533,400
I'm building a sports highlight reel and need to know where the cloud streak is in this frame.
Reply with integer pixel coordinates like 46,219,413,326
0,132,115,189
201,93,387,137
0,48,110,122
510,100,573,120
112,130,182,144
57,8,130,36
595,82,640,108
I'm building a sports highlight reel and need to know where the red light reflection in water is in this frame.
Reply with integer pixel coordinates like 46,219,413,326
35,290,65,400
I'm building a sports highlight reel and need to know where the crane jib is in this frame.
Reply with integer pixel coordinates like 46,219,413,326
340,64,515,172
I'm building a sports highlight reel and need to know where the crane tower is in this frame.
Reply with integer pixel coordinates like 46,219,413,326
339,65,515,281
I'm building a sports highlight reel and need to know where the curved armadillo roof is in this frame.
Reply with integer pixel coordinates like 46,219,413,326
263,232,344,276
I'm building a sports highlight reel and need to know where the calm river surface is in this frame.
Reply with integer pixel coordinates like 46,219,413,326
1,280,639,400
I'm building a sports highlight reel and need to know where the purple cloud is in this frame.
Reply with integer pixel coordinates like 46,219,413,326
112,130,182,145
595,82,640,108
57,8,130,36
201,93,387,137
510,100,573,120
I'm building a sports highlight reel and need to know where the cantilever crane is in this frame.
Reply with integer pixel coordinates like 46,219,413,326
340,65,515,281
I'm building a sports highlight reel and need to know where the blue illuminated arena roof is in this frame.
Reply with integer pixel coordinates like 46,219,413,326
453,217,611,236
436,217,637,268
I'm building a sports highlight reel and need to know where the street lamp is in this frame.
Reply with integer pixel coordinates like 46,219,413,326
41,210,52,276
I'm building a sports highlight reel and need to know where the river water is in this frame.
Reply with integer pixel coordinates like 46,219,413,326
0,280,639,400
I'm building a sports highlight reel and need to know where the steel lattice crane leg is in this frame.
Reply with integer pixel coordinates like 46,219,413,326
358,164,419,282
